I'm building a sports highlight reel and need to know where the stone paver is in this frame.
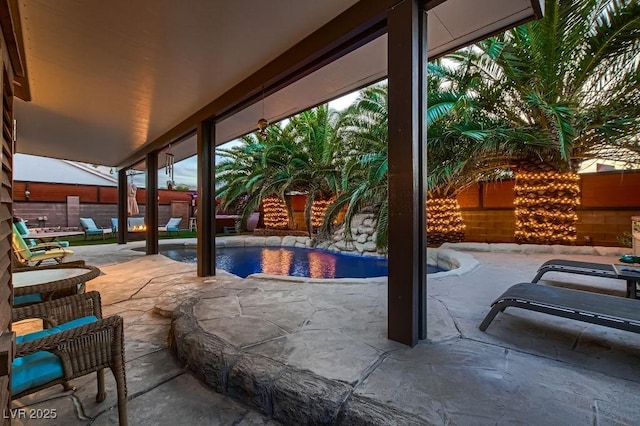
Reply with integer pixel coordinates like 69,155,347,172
169,245,640,425
11,239,640,425
12,242,278,426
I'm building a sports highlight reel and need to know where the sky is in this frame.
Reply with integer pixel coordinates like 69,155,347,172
162,91,361,190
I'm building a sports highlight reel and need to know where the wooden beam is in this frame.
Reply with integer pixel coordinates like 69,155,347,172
145,152,158,254
387,0,427,346
1,0,30,101
197,119,215,277
117,168,127,244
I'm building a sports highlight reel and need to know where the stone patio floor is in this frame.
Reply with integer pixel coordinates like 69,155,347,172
12,239,640,425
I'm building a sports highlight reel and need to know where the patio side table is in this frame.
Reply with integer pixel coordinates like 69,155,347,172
13,265,101,303
612,264,640,299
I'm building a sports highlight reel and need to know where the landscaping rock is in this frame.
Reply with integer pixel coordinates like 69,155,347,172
281,236,297,247
363,241,377,252
295,236,309,244
243,236,266,247
265,236,282,247
354,242,365,253
357,234,368,243
225,238,245,247
335,240,348,251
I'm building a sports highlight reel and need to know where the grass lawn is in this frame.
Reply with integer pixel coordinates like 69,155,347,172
66,231,251,246
66,231,197,246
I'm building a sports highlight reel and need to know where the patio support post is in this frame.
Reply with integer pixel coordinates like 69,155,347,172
117,168,127,244
146,152,159,254
197,119,216,277
386,0,428,346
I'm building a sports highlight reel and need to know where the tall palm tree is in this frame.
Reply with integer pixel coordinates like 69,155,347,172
216,106,345,232
277,105,343,234
321,84,390,248
216,124,295,230
452,0,640,244
425,61,521,246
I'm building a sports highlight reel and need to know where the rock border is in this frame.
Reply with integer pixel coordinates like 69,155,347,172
170,299,425,425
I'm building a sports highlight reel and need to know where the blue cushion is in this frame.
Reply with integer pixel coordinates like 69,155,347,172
12,351,64,395
56,315,98,331
12,315,99,395
111,218,118,232
14,294,43,306
16,316,99,344
167,226,179,232
15,221,29,236
79,218,97,231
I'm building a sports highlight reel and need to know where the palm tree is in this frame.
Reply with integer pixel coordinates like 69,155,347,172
321,84,390,248
276,105,344,234
216,124,295,230
452,0,640,244
216,106,345,232
425,60,522,246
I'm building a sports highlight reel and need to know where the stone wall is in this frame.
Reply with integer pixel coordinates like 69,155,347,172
461,208,639,247
314,213,385,257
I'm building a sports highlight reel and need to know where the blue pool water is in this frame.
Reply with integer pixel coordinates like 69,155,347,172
153,245,445,279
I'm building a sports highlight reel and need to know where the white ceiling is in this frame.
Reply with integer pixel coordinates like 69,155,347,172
14,0,541,167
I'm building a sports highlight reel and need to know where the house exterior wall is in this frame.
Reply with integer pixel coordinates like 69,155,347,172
0,13,15,421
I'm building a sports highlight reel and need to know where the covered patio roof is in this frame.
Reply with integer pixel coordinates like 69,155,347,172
13,0,543,167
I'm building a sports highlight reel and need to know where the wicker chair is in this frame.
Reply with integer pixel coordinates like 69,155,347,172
12,291,128,425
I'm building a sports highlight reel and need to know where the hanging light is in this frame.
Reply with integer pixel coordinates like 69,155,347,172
257,85,269,138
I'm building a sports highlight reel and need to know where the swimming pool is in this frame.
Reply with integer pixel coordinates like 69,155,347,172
151,245,445,279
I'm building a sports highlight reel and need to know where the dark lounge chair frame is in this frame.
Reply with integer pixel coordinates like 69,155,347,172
532,259,639,298
479,283,640,334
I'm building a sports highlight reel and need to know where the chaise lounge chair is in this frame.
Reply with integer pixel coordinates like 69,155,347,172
14,219,70,247
12,224,74,266
159,217,182,235
479,282,640,335
79,217,113,240
532,258,640,298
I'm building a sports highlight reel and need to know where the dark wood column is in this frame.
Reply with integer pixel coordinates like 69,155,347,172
387,0,428,346
197,119,215,277
117,168,127,244
145,152,159,254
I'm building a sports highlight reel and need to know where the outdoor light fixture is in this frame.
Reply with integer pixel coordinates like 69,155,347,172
514,171,580,244
311,197,333,228
257,118,269,138
426,197,465,247
262,196,289,229
24,190,30,200
257,85,269,138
